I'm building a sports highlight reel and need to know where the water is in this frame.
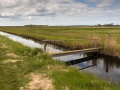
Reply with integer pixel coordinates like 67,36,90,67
0,31,62,53
0,31,120,84
72,55,120,83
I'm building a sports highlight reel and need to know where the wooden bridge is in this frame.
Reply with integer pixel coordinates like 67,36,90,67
42,38,101,56
52,48,101,56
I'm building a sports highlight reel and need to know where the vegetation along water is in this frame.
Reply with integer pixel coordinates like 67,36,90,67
0,33,120,90
0,26,120,57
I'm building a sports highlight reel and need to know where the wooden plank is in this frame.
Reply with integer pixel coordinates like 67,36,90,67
52,48,101,56
42,38,98,42
66,55,98,65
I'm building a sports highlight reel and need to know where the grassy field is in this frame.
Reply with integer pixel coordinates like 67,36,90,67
0,34,120,90
0,26,120,57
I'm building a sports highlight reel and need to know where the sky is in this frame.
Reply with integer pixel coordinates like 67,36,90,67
0,0,120,26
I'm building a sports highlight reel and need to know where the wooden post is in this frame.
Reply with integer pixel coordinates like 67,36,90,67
44,41,47,51
94,39,97,48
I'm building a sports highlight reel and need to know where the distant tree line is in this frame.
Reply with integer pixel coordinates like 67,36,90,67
96,23,120,26
24,24,49,27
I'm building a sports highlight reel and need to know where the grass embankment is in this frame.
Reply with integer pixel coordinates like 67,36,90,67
0,26,120,58
0,35,120,90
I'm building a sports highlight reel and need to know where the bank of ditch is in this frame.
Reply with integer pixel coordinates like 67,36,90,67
0,32,120,90
0,26,120,58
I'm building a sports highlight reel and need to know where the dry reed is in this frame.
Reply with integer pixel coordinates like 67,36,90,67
104,36,118,56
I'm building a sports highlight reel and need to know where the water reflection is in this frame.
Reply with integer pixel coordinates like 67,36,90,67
65,54,98,65
71,54,120,84
53,52,120,83
0,31,64,53
53,53,85,62
79,64,97,70
102,55,120,73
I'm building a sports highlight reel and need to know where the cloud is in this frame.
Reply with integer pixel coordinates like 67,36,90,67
1,12,14,16
0,0,120,25
1,0,19,8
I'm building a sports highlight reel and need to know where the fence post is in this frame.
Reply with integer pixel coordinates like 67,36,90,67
44,41,47,51
94,39,97,48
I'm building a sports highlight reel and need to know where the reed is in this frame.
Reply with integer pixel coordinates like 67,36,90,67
104,36,118,56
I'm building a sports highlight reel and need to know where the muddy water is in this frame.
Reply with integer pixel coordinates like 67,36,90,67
0,31,120,84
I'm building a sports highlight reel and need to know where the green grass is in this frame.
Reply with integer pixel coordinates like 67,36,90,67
0,26,120,57
0,33,120,90
52,69,120,90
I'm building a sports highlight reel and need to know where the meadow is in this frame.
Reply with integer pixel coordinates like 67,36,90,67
0,33,120,90
0,26,120,57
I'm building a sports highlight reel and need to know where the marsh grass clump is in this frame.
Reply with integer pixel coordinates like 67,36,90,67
104,37,118,56
31,48,43,56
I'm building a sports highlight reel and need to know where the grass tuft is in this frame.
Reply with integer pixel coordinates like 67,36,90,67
104,37,118,56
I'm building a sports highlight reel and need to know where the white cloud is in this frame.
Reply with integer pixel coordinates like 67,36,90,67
1,12,14,16
0,0,120,25
1,0,19,8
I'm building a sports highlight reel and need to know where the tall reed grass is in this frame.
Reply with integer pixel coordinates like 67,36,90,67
104,35,118,56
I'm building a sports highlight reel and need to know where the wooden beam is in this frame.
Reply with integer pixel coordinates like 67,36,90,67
66,55,98,65
42,38,98,42
52,48,101,56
